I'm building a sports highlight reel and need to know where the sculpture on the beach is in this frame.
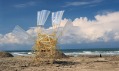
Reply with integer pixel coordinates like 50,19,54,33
12,10,68,63
33,10,64,63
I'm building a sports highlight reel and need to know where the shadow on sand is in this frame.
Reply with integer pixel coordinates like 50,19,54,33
53,61,80,66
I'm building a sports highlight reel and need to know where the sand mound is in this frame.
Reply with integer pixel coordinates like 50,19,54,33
55,50,67,58
0,52,14,58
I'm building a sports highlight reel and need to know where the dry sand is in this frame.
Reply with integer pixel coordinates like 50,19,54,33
0,55,119,71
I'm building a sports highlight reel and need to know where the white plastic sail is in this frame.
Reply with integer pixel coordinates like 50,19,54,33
57,20,72,39
52,10,64,27
12,25,31,40
37,10,50,26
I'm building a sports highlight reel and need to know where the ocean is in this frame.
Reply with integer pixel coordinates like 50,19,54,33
5,48,119,57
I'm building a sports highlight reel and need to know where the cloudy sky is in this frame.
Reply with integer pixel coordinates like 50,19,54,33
0,0,119,50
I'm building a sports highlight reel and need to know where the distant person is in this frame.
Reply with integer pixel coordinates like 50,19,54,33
100,54,102,57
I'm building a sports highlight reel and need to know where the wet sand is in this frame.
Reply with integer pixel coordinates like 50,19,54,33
0,55,119,71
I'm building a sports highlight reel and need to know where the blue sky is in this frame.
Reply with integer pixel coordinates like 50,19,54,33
1,0,119,34
0,0,119,50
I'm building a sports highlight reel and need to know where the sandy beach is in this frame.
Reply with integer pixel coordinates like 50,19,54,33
0,55,119,71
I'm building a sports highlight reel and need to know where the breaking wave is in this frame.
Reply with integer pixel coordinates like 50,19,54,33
64,51,119,56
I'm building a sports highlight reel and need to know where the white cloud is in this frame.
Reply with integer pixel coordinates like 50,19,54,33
114,33,119,41
0,33,18,45
63,0,102,7
0,11,119,45
0,32,33,45
14,1,36,8
60,11,119,44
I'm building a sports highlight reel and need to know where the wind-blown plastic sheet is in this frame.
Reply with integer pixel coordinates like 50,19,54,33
37,10,50,26
57,20,72,39
52,11,64,26
12,25,31,40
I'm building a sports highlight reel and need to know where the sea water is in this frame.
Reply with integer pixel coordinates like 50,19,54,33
5,48,119,56
61,48,119,57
